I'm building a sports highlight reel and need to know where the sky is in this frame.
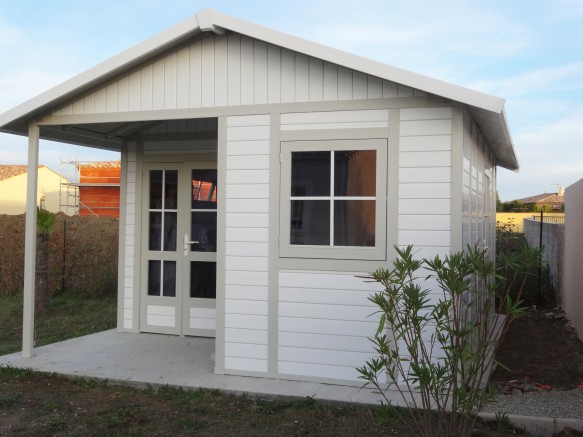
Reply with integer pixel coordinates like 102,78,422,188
0,0,582,201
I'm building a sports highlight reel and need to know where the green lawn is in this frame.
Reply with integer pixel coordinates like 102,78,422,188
0,294,117,356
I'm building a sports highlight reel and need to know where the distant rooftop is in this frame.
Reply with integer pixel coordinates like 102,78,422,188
0,164,45,182
514,187,565,205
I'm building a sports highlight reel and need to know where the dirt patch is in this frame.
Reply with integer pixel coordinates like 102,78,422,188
492,307,583,390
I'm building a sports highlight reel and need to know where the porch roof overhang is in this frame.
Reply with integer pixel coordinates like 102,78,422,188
0,8,518,170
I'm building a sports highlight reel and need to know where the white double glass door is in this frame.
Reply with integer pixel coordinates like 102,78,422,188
140,162,217,337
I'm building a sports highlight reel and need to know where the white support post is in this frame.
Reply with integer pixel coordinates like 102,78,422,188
22,124,40,358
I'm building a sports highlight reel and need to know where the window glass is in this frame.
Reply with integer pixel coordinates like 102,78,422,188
148,260,161,296
163,212,177,251
192,169,217,210
162,261,176,297
290,200,330,245
334,150,376,196
149,212,161,251
334,200,375,246
149,170,162,209
190,262,216,298
164,170,178,209
190,212,217,252
291,152,330,196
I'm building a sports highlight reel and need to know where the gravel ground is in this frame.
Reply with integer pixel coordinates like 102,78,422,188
482,388,583,420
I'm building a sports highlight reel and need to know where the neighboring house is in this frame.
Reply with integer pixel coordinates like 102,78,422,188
0,10,518,384
77,160,121,218
0,165,68,214
511,186,565,211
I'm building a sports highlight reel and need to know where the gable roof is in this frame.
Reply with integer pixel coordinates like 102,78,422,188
0,8,518,170
515,192,565,205
0,165,46,182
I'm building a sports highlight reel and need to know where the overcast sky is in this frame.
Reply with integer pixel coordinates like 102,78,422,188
1,0,582,201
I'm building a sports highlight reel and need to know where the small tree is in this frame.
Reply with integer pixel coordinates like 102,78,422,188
357,245,540,437
36,207,56,316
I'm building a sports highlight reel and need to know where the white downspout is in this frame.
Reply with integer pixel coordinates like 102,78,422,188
22,123,40,358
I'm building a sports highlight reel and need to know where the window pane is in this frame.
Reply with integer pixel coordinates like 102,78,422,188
290,200,330,245
291,152,330,196
190,212,217,252
164,170,178,209
162,261,176,297
334,200,375,246
192,169,218,210
148,260,161,296
149,212,162,251
149,170,163,209
190,262,216,299
334,150,376,197
163,212,177,251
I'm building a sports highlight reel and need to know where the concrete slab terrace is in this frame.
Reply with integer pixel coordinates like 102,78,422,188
0,330,398,406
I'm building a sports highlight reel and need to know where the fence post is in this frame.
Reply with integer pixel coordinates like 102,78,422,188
62,219,66,293
538,210,543,303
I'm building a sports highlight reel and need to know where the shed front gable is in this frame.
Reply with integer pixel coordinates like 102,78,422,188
47,33,430,122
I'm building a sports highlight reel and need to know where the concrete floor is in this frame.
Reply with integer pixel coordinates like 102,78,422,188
0,330,399,406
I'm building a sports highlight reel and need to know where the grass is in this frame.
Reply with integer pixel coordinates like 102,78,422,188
0,293,117,356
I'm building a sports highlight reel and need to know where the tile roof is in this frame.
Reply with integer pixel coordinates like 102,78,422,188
515,192,564,205
77,160,121,169
0,165,45,182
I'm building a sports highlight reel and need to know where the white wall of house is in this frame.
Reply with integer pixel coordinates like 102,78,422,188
0,167,68,215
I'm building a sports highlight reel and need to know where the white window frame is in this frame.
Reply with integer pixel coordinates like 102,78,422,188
280,139,387,260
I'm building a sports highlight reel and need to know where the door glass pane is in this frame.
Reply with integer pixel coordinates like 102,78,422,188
148,260,161,296
190,262,216,299
163,212,177,251
149,212,162,251
162,261,176,297
149,170,163,209
290,200,330,245
190,212,217,252
334,150,376,196
334,200,375,246
291,151,330,196
164,170,178,209
192,169,217,210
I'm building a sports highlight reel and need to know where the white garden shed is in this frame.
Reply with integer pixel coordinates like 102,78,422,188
0,9,517,385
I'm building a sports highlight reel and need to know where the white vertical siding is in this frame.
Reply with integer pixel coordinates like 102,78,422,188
224,114,271,374
462,108,496,255
278,271,383,382
52,35,427,116
123,145,137,330
398,107,453,260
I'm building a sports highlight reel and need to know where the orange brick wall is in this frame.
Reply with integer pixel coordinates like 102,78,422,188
79,166,121,218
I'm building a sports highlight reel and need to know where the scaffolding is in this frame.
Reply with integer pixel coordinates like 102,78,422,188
59,160,120,216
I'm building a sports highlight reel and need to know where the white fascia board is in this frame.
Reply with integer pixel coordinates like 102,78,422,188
205,9,506,114
0,14,203,130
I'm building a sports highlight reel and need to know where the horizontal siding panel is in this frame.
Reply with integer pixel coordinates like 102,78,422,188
225,357,268,373
399,167,451,183
190,317,215,330
227,114,271,127
279,271,381,292
399,230,451,247
226,126,270,141
281,121,387,131
226,155,270,170
226,299,268,315
400,107,453,121
226,213,269,228
279,332,375,353
226,198,269,213
398,215,451,231
400,135,452,152
226,227,269,242
225,314,268,330
400,119,452,136
399,198,451,215
189,307,216,319
225,285,268,300
225,327,268,345
225,342,268,359
279,346,373,367
226,140,270,155
147,305,175,316
281,109,389,125
226,184,270,199
399,151,451,168
227,169,270,185
225,270,269,287
226,241,269,257
399,182,451,199
279,287,376,306
400,246,452,260
146,314,175,327
279,302,377,322
279,317,377,337
278,361,361,381
226,256,269,271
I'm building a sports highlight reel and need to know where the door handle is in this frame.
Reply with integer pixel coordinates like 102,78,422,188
183,234,199,256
